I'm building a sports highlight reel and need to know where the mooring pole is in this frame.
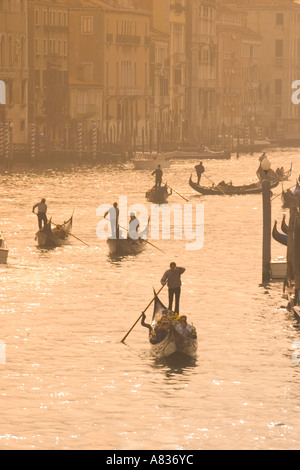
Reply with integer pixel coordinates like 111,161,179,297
262,177,271,283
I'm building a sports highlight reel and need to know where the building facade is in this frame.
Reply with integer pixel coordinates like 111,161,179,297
0,0,28,144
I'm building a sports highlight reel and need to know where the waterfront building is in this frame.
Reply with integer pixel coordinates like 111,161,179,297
0,0,28,144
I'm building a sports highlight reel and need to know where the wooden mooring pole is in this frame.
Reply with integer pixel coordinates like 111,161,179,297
262,177,271,284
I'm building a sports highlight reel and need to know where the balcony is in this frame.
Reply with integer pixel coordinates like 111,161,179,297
0,68,16,80
116,35,141,46
117,87,142,97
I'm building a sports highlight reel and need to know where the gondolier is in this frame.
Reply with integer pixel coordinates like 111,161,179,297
104,202,119,239
32,198,47,230
161,262,185,314
152,165,163,188
195,161,205,185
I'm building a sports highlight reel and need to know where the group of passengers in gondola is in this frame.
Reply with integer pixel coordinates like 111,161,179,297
141,262,196,343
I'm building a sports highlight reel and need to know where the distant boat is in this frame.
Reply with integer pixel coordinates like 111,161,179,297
168,147,230,160
132,152,171,169
35,216,73,248
146,184,171,204
189,175,279,195
256,163,292,183
107,222,149,257
0,231,9,264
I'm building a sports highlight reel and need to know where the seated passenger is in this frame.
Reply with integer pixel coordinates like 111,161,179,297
175,315,197,339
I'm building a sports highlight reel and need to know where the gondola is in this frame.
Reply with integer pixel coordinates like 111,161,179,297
0,231,9,264
272,220,288,246
282,182,300,209
168,148,231,160
281,214,289,235
145,293,198,360
146,184,171,204
189,175,279,196
257,163,292,183
107,222,149,256
35,216,73,248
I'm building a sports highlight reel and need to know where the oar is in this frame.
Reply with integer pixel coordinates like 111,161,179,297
105,216,165,254
121,281,167,343
271,183,297,202
50,220,90,246
162,182,189,202
202,173,227,196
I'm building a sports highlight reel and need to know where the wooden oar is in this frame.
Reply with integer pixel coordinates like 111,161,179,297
121,281,167,343
50,220,90,246
105,216,165,254
271,183,297,202
162,181,189,202
202,173,227,196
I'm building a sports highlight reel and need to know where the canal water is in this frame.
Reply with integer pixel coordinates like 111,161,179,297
0,148,300,450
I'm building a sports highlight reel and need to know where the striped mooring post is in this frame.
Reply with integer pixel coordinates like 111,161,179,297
4,122,9,162
245,125,250,146
30,123,36,162
0,123,3,159
92,121,97,160
77,122,83,160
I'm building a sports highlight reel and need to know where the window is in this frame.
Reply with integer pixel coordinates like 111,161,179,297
35,69,40,88
35,9,39,26
276,13,284,25
275,39,283,57
20,120,25,132
81,17,93,34
275,79,282,95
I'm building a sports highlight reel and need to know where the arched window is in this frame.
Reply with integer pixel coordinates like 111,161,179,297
0,80,6,104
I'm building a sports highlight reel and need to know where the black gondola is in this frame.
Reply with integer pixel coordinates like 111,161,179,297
272,220,288,246
144,293,198,360
189,175,279,196
146,184,172,204
35,216,73,248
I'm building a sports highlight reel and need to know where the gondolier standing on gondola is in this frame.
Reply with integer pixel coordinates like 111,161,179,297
161,262,185,314
152,165,163,188
104,202,120,239
195,161,205,185
32,198,47,230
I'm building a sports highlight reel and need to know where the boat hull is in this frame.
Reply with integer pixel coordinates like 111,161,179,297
0,248,8,264
36,217,73,248
150,325,198,359
189,176,279,195
169,149,230,160
271,258,287,279
146,186,170,204
107,238,146,256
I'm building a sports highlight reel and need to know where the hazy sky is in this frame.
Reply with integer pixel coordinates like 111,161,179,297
0,81,5,105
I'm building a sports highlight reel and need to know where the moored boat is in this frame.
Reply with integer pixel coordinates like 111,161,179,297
189,175,279,196
0,231,9,264
272,220,288,246
144,293,198,360
271,257,287,280
168,147,230,160
146,184,171,204
35,216,73,248
132,152,171,169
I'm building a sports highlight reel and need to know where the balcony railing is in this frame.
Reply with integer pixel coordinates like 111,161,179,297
0,68,16,80
116,35,141,46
